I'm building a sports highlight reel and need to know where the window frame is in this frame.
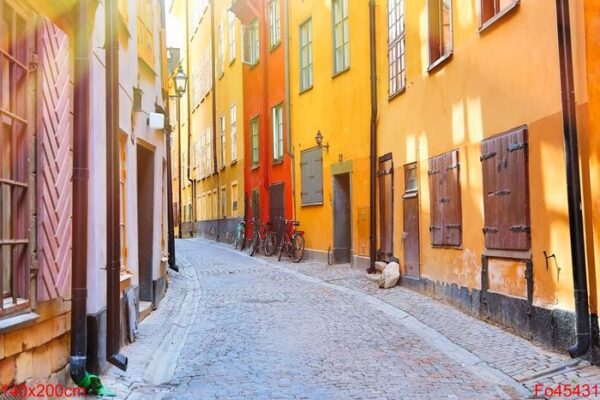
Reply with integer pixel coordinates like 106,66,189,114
479,0,520,32
217,20,225,77
388,0,406,98
250,116,260,167
299,18,313,93
228,11,236,64
426,0,453,72
242,18,260,66
272,103,284,163
269,0,282,49
332,0,350,76
230,104,237,163
219,114,226,169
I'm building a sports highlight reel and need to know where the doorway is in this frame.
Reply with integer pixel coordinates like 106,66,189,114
333,173,351,263
378,154,393,261
402,163,420,278
137,145,155,302
269,183,284,242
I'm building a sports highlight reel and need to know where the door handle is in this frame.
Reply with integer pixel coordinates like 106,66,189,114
401,232,407,243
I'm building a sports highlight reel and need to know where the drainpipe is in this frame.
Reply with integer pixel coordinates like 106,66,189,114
367,0,378,273
210,0,221,240
164,112,178,271
70,0,113,394
555,0,591,358
283,0,296,220
105,0,127,371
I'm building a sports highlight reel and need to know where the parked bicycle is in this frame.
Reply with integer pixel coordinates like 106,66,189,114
277,219,305,263
233,220,246,250
248,219,277,257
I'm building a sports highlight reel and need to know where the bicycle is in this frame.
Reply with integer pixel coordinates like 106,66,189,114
248,219,277,257
233,220,246,250
277,219,305,263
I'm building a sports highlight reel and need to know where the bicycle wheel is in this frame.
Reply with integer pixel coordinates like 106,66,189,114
277,238,285,261
264,232,277,256
249,233,258,256
291,234,305,263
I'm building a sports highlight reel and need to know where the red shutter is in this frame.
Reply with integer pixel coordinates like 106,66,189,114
37,18,73,300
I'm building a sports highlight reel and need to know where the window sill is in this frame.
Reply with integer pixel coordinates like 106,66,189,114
270,41,281,52
479,0,520,33
220,166,226,172
388,86,406,102
229,58,236,66
272,158,283,166
251,164,260,171
402,190,418,199
299,85,313,95
332,66,350,79
427,52,453,73
248,61,260,70
301,201,324,207
484,249,531,260
0,311,39,334
231,159,238,166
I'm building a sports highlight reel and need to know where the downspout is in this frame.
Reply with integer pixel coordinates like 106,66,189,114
556,0,591,357
71,0,114,394
367,0,378,273
284,0,296,219
262,1,270,194
185,0,195,231
210,0,221,240
105,0,128,371
177,94,183,238
164,114,178,271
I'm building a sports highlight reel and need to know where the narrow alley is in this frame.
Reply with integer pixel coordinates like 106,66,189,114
101,239,600,399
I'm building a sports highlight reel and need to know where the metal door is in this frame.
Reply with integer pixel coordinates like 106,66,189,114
403,163,419,277
333,173,351,263
378,155,393,261
269,183,284,242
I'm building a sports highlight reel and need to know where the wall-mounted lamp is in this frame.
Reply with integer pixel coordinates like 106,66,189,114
315,130,329,153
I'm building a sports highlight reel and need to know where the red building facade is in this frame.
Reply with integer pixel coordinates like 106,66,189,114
231,0,294,236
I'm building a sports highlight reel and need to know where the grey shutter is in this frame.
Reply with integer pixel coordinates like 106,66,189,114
300,147,324,205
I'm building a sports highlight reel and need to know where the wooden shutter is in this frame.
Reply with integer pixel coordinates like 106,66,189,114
428,149,461,247
378,156,393,257
300,147,323,205
38,17,72,300
481,126,529,251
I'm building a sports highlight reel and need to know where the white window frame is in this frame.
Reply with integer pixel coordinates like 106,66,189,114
217,20,225,77
220,114,226,168
269,0,281,48
230,104,237,162
388,0,406,97
242,19,259,66
272,104,284,162
228,11,236,63
251,117,259,166
332,0,350,74
299,18,313,92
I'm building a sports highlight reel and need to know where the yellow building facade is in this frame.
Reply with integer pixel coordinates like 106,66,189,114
289,0,372,267
171,0,245,240
374,0,598,353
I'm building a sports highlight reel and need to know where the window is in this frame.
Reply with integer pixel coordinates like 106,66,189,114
272,104,284,162
299,19,313,91
230,104,237,162
428,150,462,247
481,126,530,251
269,0,281,48
388,0,406,97
480,0,519,29
228,11,236,63
427,0,452,68
220,114,226,168
251,117,259,166
405,165,417,192
1,2,31,312
231,182,239,217
217,21,224,77
119,137,128,271
242,19,259,66
137,0,155,69
212,188,218,219
188,203,192,222
332,0,350,74
220,186,227,218
300,148,324,206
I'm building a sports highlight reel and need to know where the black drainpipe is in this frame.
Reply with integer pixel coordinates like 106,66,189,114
367,0,378,273
105,0,127,371
70,0,92,384
555,0,591,358
185,0,195,232
210,0,221,240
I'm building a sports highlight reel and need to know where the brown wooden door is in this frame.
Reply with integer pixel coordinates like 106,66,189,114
378,155,393,260
403,163,419,277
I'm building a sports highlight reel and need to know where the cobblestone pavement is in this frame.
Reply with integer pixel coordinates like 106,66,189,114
100,238,600,399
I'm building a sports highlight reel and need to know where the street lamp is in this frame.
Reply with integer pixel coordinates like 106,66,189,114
315,130,330,153
171,66,187,239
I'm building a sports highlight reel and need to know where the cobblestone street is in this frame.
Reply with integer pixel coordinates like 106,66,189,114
101,239,600,399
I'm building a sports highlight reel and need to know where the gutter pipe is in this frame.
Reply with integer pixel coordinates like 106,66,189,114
367,0,378,273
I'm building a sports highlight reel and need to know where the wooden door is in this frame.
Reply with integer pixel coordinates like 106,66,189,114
403,163,419,277
269,183,284,241
378,155,393,260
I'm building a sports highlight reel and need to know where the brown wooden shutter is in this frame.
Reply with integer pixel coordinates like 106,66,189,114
443,150,462,246
481,126,529,251
428,154,444,246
